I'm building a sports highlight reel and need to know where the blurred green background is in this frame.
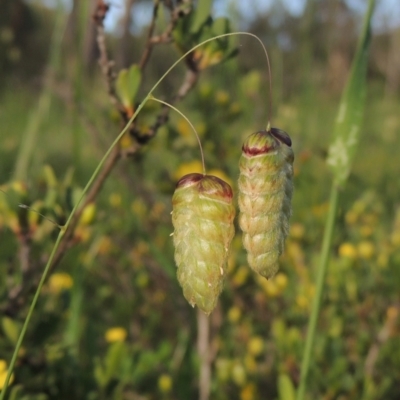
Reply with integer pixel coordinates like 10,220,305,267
0,0,400,399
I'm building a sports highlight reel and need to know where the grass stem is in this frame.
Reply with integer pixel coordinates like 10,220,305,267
296,185,339,400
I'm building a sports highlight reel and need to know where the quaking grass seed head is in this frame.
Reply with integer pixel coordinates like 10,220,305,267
238,128,294,279
172,173,235,314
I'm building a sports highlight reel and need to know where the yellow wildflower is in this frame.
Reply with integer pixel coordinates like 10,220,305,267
158,373,173,393
357,241,375,260
105,327,127,343
215,90,229,105
290,223,305,240
377,253,388,268
176,118,192,138
48,272,73,294
244,355,257,374
345,210,358,225
173,160,203,181
131,198,147,217
296,294,309,309
109,193,122,208
216,358,231,381
231,361,247,386
227,306,242,323
274,273,288,291
247,336,264,357
79,203,96,225
0,359,14,389
338,243,358,260
359,225,373,237
120,132,133,148
391,231,400,247
98,236,113,255
231,266,249,288
257,277,279,297
240,383,256,400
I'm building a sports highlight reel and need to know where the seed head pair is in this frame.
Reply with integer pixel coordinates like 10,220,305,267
171,127,294,314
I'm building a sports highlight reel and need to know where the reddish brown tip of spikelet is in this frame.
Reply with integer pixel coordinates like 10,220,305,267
176,173,233,202
238,127,294,279
242,128,292,156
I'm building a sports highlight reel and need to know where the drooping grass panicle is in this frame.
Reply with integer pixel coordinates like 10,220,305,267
238,128,294,279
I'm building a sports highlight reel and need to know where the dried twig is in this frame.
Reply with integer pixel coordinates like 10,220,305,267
139,0,161,70
95,23,121,111
148,3,190,45
365,306,399,378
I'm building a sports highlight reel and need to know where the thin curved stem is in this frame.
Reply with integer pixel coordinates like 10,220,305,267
150,96,206,175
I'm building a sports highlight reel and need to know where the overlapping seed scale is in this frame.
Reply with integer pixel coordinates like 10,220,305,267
172,173,235,314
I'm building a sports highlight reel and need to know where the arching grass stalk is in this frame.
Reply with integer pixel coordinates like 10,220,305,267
150,96,206,175
296,1,375,398
1,31,272,397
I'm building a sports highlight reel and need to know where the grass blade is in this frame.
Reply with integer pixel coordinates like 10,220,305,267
296,1,376,399
326,0,375,185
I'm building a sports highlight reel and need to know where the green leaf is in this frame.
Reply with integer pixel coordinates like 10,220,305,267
8,385,23,400
104,341,126,383
43,165,58,208
115,64,142,110
212,17,229,36
94,358,107,388
327,0,375,185
2,317,21,345
190,0,212,34
278,373,296,400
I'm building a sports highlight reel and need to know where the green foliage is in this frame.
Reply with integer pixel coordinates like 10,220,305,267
115,65,142,115
173,3,237,70
278,373,296,400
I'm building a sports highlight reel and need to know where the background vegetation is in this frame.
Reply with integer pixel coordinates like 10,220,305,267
0,0,399,399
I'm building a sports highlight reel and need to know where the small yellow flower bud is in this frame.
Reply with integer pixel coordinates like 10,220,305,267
79,203,96,226
338,243,357,259
240,383,256,400
345,210,358,225
105,327,127,343
227,306,242,323
275,273,288,291
231,361,247,386
244,355,257,373
231,266,249,288
296,294,309,309
357,241,375,260
173,160,203,182
215,90,229,105
290,223,305,240
216,358,231,381
109,193,122,208
247,336,264,357
158,373,173,393
48,272,73,294
0,359,14,389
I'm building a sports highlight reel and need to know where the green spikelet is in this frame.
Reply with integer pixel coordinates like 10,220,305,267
172,173,235,314
238,128,294,279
